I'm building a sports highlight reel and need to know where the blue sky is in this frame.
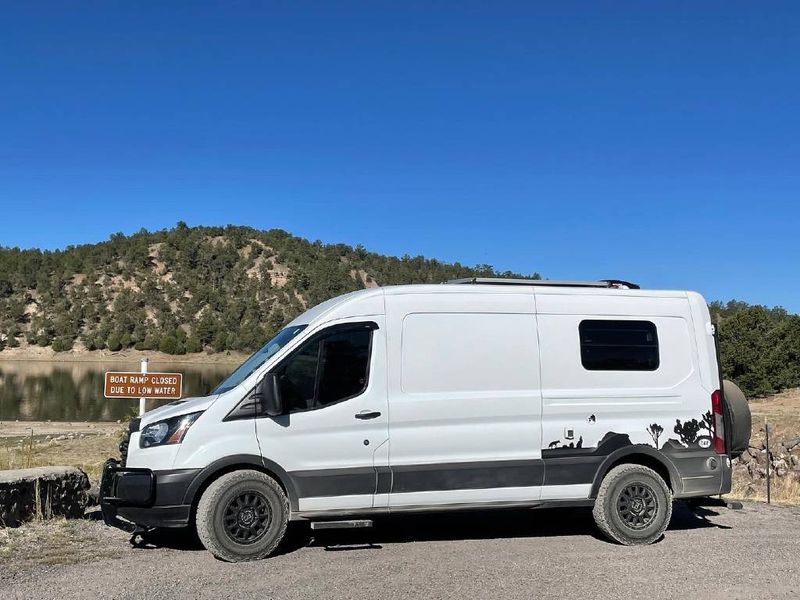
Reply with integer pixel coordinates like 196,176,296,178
1,2,799,311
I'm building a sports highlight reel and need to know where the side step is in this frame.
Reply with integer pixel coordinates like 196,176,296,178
310,519,373,530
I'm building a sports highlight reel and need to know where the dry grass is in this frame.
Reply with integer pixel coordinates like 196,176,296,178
729,471,800,505
748,387,800,441
0,430,122,481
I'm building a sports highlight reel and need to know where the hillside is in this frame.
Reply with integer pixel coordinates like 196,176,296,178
1,223,799,399
0,223,535,357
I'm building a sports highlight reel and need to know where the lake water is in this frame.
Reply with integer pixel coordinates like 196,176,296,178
0,361,235,421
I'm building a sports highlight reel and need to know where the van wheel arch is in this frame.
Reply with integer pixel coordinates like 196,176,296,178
590,447,679,498
184,455,299,524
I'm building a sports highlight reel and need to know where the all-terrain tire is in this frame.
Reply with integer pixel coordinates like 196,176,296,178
592,463,672,546
196,469,289,562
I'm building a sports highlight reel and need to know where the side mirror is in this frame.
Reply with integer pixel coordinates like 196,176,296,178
254,373,283,417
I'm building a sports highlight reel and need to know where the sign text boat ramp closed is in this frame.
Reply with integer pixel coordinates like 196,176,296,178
104,372,183,400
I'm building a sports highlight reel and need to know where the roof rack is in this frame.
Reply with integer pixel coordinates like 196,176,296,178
445,277,640,290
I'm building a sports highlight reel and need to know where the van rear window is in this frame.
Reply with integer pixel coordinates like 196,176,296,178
579,320,659,371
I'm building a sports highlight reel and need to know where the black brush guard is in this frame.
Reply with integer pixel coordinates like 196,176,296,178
99,458,156,533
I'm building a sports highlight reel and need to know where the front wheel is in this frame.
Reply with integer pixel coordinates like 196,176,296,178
592,463,672,545
196,469,289,562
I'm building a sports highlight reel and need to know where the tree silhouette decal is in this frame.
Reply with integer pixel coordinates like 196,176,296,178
674,418,702,445
646,423,663,447
701,411,713,434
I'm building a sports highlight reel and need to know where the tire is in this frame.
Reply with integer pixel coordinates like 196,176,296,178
196,469,289,562
592,463,672,546
723,380,751,459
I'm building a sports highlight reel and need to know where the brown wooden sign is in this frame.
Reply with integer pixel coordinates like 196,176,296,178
104,372,183,400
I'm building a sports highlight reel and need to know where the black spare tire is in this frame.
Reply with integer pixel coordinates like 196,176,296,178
723,380,751,458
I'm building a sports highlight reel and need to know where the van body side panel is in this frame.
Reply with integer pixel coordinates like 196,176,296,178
535,290,726,499
385,290,544,507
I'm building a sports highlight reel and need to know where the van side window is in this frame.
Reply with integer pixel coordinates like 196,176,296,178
277,325,373,412
579,320,659,371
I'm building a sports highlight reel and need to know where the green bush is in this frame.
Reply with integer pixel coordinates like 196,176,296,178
185,336,202,353
51,336,73,352
158,335,178,354
107,333,122,352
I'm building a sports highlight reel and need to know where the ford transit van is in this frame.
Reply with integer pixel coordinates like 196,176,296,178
101,278,751,561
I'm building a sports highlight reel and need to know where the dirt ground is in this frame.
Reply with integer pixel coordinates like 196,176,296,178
1,501,799,600
0,421,121,438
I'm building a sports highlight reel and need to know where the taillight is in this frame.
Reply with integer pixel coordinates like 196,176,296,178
711,389,725,454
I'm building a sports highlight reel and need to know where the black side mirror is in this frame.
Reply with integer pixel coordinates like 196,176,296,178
254,373,283,417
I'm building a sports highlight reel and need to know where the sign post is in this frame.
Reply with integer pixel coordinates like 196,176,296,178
139,357,149,416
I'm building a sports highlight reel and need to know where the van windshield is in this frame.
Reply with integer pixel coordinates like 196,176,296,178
211,325,308,394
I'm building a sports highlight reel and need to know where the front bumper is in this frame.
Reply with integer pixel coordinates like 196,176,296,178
100,459,197,531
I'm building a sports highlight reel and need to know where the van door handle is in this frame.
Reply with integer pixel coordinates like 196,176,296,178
355,410,381,420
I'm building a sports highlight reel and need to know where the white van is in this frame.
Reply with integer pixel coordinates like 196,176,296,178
101,278,751,561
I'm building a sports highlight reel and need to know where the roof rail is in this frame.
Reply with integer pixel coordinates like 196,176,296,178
445,277,640,290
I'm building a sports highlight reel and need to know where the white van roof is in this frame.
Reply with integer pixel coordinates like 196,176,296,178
286,278,702,330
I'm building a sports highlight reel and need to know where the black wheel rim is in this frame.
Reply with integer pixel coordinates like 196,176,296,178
616,483,658,530
222,491,272,544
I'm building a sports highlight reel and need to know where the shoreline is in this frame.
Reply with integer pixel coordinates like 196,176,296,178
0,346,247,365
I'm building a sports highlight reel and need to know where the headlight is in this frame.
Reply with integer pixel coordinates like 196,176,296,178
140,412,203,448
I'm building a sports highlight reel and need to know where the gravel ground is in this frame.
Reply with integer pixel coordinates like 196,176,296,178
2,501,799,600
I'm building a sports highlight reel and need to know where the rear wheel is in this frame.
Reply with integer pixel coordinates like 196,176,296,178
593,463,672,545
196,469,289,562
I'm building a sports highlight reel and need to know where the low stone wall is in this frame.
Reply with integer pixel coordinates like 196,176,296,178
733,437,800,498
0,467,90,528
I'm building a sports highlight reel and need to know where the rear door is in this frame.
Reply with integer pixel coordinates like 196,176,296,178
385,291,543,508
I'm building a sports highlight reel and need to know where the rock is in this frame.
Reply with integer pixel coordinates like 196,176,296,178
86,482,100,507
785,437,800,450
0,466,90,528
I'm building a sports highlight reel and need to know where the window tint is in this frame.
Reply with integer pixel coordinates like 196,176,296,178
280,338,320,411
579,320,659,371
277,325,372,412
317,330,371,405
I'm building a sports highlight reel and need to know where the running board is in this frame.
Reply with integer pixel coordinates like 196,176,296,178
310,519,373,530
